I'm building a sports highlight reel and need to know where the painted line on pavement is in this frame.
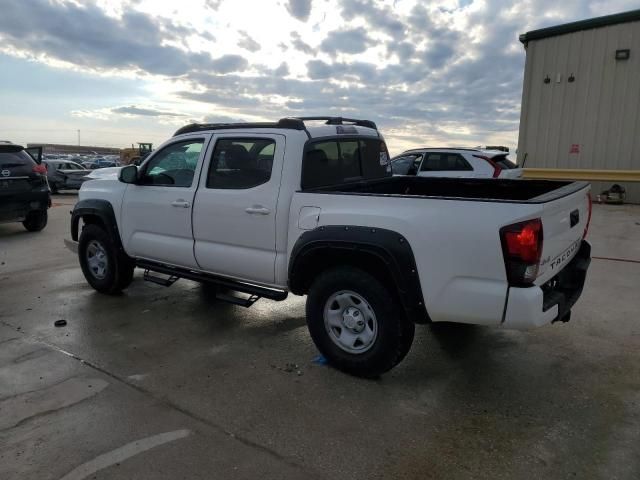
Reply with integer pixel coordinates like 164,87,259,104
59,429,191,480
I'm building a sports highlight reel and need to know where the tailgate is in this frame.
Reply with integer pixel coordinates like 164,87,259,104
536,185,591,284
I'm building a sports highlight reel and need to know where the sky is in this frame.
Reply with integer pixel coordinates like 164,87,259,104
0,0,637,155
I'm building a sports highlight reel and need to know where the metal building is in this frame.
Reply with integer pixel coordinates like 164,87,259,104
517,9,640,203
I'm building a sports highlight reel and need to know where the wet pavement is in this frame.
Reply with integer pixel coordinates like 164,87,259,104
1,194,639,479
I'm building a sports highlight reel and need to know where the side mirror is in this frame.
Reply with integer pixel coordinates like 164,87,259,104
119,165,138,184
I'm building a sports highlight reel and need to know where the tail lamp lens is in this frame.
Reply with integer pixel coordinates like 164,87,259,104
500,218,543,286
33,164,47,174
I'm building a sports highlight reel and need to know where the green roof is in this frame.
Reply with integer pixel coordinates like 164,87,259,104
520,9,640,44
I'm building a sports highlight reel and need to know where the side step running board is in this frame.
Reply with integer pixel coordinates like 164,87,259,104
136,259,288,303
215,291,261,308
143,269,179,287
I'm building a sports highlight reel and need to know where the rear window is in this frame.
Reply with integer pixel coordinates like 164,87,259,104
493,155,518,169
0,150,36,168
302,138,390,189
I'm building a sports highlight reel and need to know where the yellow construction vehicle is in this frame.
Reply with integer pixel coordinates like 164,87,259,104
120,143,153,165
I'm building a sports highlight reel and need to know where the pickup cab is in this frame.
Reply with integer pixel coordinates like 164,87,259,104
67,117,592,377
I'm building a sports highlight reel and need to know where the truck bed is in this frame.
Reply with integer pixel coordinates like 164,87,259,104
307,176,589,203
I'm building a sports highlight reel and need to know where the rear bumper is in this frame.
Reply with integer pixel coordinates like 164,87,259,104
0,189,50,223
502,240,591,330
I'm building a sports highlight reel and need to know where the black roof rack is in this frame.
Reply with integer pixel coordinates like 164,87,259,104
173,116,377,137
293,116,377,130
173,118,305,136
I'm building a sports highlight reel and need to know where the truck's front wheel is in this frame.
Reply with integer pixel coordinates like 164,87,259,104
306,267,415,378
78,224,134,294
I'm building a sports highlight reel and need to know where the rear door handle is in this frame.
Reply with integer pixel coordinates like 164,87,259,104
171,200,191,208
245,206,271,215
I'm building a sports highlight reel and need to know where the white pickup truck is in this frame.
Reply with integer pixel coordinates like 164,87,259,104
67,117,592,377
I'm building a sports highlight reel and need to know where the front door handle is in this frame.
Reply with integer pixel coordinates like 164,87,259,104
171,200,191,208
245,206,271,215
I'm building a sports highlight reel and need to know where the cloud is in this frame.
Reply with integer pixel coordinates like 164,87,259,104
320,27,372,55
285,0,312,21
341,0,405,40
274,62,290,77
211,54,249,73
112,106,187,117
238,31,260,52
0,0,245,76
291,32,315,55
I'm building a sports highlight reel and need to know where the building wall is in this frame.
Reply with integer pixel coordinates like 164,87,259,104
517,20,640,203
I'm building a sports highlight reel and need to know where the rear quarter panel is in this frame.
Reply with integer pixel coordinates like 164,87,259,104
288,192,542,326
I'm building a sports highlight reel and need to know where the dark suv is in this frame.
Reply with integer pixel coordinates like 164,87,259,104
0,142,50,232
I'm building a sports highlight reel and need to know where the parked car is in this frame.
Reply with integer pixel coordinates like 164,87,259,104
42,159,91,193
66,117,591,377
0,142,50,231
82,159,119,170
391,148,523,179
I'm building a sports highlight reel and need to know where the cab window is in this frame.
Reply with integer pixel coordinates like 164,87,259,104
207,138,275,189
302,138,390,189
140,139,204,187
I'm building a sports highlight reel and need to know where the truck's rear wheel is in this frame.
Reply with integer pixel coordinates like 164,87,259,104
306,267,415,378
79,224,134,294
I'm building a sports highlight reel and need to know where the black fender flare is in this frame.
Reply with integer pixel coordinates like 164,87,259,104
70,199,125,253
288,226,430,324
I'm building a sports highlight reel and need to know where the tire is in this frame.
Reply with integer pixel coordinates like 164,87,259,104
306,267,415,378
22,209,48,232
50,183,59,194
78,224,135,294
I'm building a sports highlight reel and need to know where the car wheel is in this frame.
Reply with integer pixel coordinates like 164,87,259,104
306,267,415,378
22,209,48,232
78,224,135,294
50,183,59,194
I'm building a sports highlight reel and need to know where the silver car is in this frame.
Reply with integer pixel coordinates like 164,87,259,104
42,159,91,193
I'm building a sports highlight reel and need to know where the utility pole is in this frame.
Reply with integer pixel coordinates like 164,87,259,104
77,129,80,146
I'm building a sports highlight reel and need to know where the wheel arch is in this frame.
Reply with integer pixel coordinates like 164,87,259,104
289,226,430,324
71,199,126,254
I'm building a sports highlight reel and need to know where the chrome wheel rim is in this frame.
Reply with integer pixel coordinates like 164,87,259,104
323,290,378,354
86,240,108,280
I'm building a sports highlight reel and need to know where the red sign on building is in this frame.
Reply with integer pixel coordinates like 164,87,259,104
570,144,580,154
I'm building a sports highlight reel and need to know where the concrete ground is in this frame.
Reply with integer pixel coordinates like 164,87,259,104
1,194,639,480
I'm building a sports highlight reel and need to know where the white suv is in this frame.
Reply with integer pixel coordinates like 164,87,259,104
391,148,523,179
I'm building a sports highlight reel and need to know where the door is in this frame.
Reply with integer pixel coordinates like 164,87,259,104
193,134,284,285
120,136,209,268
417,152,475,178
58,161,91,188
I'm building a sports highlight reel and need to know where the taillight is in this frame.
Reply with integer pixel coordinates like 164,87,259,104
500,218,543,286
583,193,592,239
33,164,47,174
473,154,502,178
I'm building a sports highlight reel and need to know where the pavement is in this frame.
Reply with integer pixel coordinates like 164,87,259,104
1,193,639,480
